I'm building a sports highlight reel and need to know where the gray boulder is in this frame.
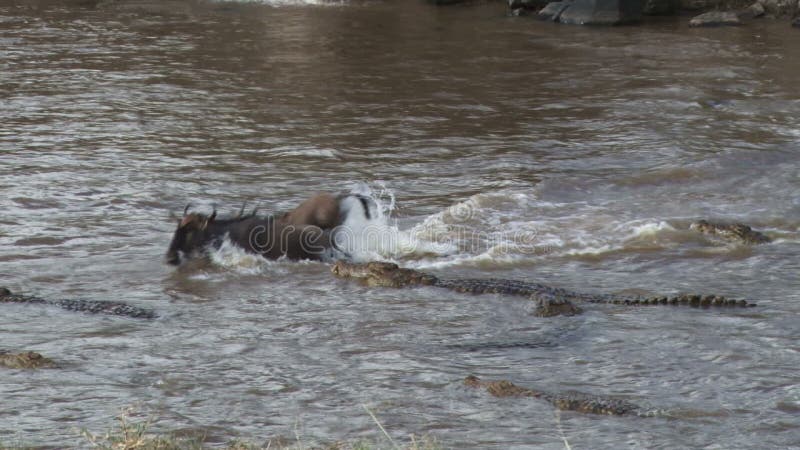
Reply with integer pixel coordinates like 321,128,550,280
679,0,714,10
739,2,766,18
509,0,551,15
557,0,644,24
643,0,677,15
427,0,473,4
538,1,572,20
759,0,795,16
509,0,550,8
689,11,742,26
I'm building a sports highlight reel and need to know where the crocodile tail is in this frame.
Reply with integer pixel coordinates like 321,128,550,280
49,298,157,319
604,294,756,308
2,289,156,319
0,290,47,305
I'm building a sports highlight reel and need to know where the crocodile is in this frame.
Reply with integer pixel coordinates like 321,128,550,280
0,287,156,319
330,261,756,316
331,261,581,317
464,375,655,416
0,350,56,369
690,220,772,244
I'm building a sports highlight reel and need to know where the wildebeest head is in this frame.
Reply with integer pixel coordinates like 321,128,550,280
165,205,217,265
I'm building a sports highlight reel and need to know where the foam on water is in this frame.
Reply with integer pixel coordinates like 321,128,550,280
396,191,559,268
627,220,676,237
401,191,704,266
207,237,276,274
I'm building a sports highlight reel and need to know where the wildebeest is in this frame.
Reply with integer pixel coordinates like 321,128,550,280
165,193,375,266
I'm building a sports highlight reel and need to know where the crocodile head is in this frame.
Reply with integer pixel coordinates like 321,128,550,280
464,375,537,398
533,298,583,317
690,220,771,244
331,261,399,277
331,261,438,288
0,351,56,370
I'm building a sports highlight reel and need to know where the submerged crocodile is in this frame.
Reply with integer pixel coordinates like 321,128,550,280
331,261,756,316
0,351,56,369
0,287,156,319
464,375,656,416
690,220,772,244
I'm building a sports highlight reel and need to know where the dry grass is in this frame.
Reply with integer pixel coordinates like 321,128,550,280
71,407,443,450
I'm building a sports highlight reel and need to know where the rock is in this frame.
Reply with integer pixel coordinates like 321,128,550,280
558,0,644,25
689,11,742,26
739,2,765,18
760,0,794,15
679,0,713,10
793,17,800,27
538,1,572,20
761,0,777,12
643,0,676,15
509,0,550,15
509,0,550,8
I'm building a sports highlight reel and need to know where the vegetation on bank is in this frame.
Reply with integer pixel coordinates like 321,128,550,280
1,408,442,450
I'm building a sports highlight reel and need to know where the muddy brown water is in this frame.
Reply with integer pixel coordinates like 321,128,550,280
1,1,799,448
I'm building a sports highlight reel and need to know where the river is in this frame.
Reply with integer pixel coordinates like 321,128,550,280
1,0,799,448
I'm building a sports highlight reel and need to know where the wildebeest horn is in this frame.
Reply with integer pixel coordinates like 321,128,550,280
238,202,247,217
183,203,192,216
201,208,217,230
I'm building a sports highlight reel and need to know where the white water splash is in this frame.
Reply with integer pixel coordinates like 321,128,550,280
626,220,676,238
334,182,457,262
207,237,276,274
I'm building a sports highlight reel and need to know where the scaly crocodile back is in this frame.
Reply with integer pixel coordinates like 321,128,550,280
464,375,654,416
332,262,757,309
0,288,157,319
435,277,755,308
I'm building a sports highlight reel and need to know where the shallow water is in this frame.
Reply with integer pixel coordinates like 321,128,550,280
1,0,799,448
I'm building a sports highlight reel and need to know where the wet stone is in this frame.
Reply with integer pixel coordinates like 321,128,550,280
689,11,742,27
538,1,572,21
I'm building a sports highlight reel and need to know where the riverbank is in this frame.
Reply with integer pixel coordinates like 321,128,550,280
436,0,799,26
1,409,442,450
